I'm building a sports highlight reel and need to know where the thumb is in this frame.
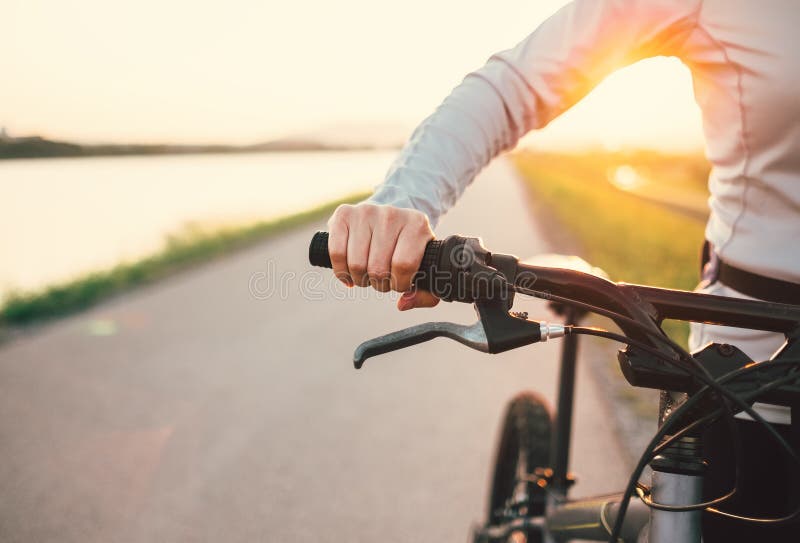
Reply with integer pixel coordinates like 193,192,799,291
397,290,440,311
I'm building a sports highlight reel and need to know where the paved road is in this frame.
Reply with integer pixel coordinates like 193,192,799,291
0,157,630,542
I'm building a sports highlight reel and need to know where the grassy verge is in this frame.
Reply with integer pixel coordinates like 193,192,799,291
512,150,708,345
1,192,368,328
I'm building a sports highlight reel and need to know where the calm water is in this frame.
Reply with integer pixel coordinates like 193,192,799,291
0,150,396,300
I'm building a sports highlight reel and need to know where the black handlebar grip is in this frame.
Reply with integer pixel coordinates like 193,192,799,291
308,231,332,268
414,239,443,292
308,231,443,291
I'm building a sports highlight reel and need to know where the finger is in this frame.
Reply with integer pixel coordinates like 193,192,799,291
327,211,352,287
397,290,440,311
391,220,433,292
347,219,372,287
367,218,400,293
409,290,440,308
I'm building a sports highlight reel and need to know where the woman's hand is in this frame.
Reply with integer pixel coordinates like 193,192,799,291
327,203,440,310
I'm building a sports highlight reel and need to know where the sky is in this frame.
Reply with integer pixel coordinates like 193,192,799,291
2,0,705,150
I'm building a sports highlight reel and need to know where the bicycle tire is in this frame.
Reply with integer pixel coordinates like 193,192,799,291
488,391,553,525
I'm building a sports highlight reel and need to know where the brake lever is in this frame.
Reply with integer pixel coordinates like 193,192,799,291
353,320,489,369
353,300,563,368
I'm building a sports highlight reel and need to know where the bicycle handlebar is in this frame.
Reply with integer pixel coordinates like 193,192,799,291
309,231,800,334
308,231,800,400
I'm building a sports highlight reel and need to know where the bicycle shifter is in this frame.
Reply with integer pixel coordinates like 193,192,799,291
353,300,560,368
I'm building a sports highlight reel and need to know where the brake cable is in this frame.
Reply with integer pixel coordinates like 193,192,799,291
511,283,800,537
634,367,800,519
567,327,800,535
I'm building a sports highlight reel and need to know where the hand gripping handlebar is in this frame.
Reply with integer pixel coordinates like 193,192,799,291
310,231,500,302
308,231,556,367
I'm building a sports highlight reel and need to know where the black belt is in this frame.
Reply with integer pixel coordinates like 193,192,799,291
701,241,800,306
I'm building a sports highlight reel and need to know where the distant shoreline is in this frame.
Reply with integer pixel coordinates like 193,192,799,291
0,136,398,161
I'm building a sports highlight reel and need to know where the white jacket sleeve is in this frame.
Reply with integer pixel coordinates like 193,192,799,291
367,0,701,227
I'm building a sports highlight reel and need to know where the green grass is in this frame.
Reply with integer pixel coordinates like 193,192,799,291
1,192,368,328
512,150,708,345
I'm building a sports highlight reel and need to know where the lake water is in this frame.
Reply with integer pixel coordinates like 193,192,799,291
0,150,396,300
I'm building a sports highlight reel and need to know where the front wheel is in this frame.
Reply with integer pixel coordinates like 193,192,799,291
479,391,553,543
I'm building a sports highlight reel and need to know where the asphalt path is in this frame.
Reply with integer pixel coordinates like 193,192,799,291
0,157,630,542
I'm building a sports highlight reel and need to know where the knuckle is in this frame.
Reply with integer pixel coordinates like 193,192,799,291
328,206,351,227
329,246,346,262
336,204,353,218
384,207,411,231
367,265,390,280
409,211,431,231
381,205,398,221
392,257,417,274
408,209,424,221
356,203,378,219
371,278,391,292
349,262,367,276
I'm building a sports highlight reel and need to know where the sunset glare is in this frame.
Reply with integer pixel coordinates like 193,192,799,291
3,0,704,150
